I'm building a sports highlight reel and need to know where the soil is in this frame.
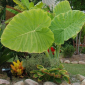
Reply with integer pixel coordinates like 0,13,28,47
61,54,85,62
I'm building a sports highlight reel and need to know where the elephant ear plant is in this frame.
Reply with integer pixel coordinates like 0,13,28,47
1,1,85,63
1,9,54,53
50,0,85,64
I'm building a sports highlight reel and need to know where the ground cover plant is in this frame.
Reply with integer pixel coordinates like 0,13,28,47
31,64,70,84
1,0,85,83
23,54,51,75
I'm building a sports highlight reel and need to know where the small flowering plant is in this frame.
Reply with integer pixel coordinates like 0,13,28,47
48,47,56,57
10,60,24,76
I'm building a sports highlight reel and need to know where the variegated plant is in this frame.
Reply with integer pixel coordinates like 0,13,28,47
30,64,70,84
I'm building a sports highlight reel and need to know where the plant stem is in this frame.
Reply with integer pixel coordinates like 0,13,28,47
56,45,61,66
45,50,50,57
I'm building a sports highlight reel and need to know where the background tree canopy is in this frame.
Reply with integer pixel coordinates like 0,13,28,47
67,0,85,10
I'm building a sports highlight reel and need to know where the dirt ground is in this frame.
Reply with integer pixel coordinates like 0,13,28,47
61,54,85,62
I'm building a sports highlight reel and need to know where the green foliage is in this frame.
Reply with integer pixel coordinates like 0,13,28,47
68,0,85,10
32,0,42,5
81,47,85,54
21,0,30,9
0,6,3,13
0,23,27,65
14,5,25,11
28,2,34,9
0,6,4,19
34,1,43,8
23,53,51,74
1,9,54,53
13,0,45,11
63,45,75,58
6,8,19,15
13,0,27,10
50,10,85,45
82,24,85,36
0,23,14,65
30,64,70,84
53,1,71,16
1,1,85,67
0,0,16,7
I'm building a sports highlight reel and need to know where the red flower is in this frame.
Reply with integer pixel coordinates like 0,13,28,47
52,52,54,55
48,49,49,53
51,47,55,52
47,47,55,55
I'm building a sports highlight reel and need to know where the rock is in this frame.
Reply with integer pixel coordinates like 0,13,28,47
71,61,78,64
13,81,24,85
72,83,80,85
60,59,63,63
81,79,85,85
60,81,71,85
0,79,10,85
64,60,70,64
79,54,83,57
76,74,85,81
79,61,85,64
71,77,76,82
24,79,39,85
43,81,57,85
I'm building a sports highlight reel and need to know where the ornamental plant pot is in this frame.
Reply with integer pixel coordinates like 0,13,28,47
6,5,21,20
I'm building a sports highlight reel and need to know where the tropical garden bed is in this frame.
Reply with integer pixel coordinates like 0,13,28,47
0,0,85,85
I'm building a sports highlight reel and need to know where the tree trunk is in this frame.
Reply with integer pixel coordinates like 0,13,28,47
76,34,78,54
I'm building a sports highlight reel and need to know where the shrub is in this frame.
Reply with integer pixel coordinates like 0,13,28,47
23,53,51,75
0,6,4,18
63,45,75,58
81,47,85,54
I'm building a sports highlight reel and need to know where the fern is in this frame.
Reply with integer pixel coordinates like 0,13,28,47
13,0,27,10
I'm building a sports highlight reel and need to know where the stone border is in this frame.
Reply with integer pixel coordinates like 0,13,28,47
60,59,85,64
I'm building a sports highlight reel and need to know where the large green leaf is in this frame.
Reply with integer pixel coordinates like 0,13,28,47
50,10,85,45
53,1,71,16
1,9,54,53
21,0,29,9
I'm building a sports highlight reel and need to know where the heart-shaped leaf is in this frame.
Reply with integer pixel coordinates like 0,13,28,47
53,1,71,16
50,10,85,45
1,9,54,53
